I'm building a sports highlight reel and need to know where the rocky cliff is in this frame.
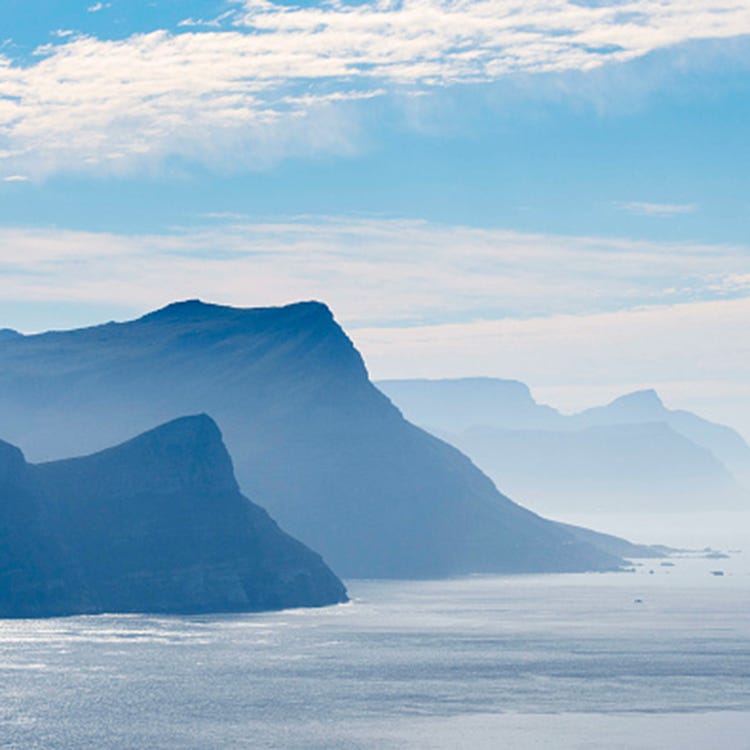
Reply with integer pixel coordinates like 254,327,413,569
0,415,348,617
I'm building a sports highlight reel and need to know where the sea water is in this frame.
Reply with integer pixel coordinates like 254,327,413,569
1,514,748,749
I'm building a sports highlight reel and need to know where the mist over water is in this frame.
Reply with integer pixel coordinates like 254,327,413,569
2,513,748,750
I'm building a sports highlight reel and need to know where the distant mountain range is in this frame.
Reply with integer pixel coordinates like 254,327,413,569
377,378,750,514
0,300,651,580
0,415,347,618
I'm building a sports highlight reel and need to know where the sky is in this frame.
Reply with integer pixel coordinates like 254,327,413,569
1,0,749,436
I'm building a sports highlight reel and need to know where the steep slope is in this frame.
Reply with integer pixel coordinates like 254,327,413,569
378,378,750,514
0,416,348,617
0,300,623,578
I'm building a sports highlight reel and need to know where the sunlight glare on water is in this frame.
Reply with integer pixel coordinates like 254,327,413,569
1,514,749,749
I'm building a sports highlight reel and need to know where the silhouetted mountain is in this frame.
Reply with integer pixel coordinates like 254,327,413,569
573,390,750,485
0,301,628,578
377,378,561,433
378,379,750,514
0,415,348,618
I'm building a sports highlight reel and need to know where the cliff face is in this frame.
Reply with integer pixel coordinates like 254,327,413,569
0,439,82,616
0,300,624,578
0,416,347,618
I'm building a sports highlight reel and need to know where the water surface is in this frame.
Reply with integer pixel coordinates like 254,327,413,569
1,515,748,749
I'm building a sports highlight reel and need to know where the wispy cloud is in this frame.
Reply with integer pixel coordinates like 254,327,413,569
178,11,237,29
354,296,750,382
616,201,698,218
1,0,749,175
2,174,30,182
354,296,750,438
87,3,110,12
0,215,747,326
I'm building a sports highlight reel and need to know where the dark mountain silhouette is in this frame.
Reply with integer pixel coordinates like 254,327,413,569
0,301,636,578
377,378,750,514
0,329,21,342
0,415,348,618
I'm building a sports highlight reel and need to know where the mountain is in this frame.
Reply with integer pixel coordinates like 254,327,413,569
0,415,348,618
377,378,561,433
377,379,750,515
0,300,634,578
451,423,745,513
0,329,21,342
573,390,750,485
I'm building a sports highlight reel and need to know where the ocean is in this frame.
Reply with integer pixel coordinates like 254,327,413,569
1,513,748,749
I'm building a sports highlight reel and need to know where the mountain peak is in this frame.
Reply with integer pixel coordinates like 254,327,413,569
43,413,239,499
140,299,334,325
139,412,220,440
101,412,224,453
610,389,665,412
139,299,224,322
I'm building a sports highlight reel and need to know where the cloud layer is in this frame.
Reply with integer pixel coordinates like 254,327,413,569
2,0,750,176
0,216,748,326
354,296,750,439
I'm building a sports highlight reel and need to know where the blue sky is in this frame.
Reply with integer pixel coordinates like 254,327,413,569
1,1,749,433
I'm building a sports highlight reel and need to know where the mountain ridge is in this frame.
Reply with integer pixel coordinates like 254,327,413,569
0,300,637,578
377,378,750,514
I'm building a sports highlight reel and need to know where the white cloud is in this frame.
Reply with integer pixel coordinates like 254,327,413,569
87,3,110,12
178,11,237,29
2,174,30,182
353,297,750,439
616,201,698,217
0,214,746,326
1,0,749,175
353,296,750,383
